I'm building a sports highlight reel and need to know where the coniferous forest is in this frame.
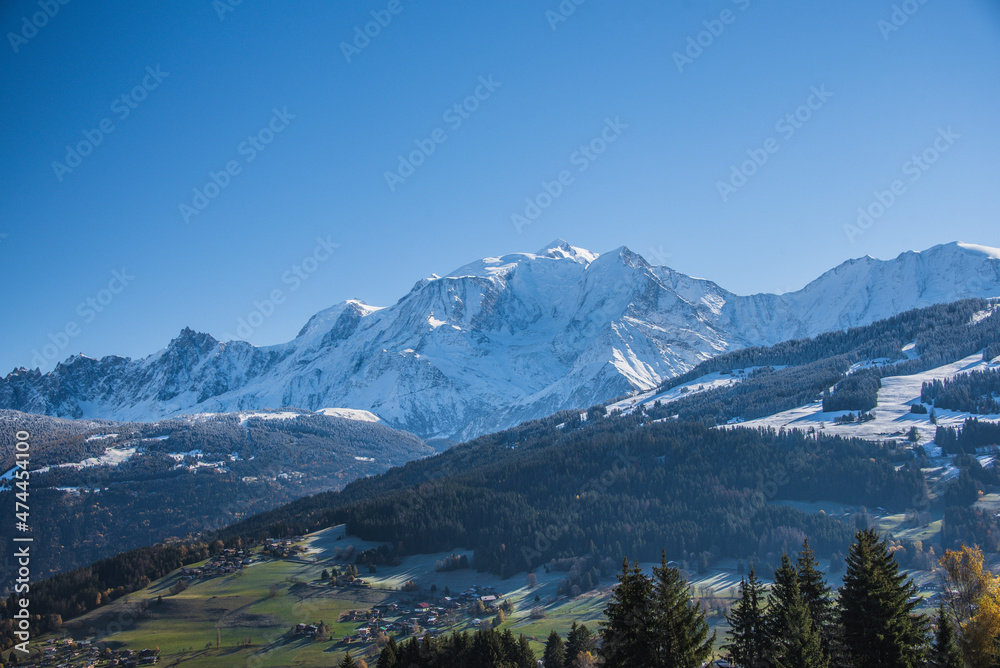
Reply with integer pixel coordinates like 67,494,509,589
3,299,1000,663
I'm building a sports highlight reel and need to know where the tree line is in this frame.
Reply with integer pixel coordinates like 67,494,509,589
936,419,1000,455
650,299,999,426
923,368,1000,416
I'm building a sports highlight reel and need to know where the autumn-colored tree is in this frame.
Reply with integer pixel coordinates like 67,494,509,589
940,544,1000,668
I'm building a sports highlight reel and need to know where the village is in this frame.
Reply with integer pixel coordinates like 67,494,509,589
291,584,512,648
25,638,161,668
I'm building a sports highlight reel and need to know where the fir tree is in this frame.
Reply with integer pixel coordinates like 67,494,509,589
600,559,656,667
376,636,398,668
566,622,597,661
339,651,357,668
651,551,715,667
797,540,835,652
839,529,928,668
767,553,800,653
932,602,962,668
544,629,567,668
515,634,537,668
723,567,771,668
782,577,829,668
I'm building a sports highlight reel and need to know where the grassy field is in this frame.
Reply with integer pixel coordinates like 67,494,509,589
14,511,957,667
19,527,620,667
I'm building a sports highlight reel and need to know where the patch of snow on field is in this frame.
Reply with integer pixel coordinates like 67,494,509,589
607,368,777,415
85,433,119,442
317,407,381,422
34,447,139,474
971,306,1000,325
238,411,301,424
167,450,206,468
737,353,999,444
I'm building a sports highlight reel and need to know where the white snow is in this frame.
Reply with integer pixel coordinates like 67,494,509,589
957,242,1000,259
607,367,779,415
317,408,381,423
737,353,1000,444
167,449,204,461
34,447,138,474
9,240,999,441
85,433,118,442
237,411,300,424
972,305,1000,326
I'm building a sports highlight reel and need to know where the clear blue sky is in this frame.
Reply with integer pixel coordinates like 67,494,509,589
2,0,999,373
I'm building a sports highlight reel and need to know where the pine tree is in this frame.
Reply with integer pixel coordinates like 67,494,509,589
516,634,537,668
782,577,829,668
797,540,835,653
544,629,567,668
339,651,357,668
723,567,770,668
566,622,596,661
766,553,799,653
376,636,398,668
839,529,928,668
600,559,656,667
651,551,715,667
932,602,962,668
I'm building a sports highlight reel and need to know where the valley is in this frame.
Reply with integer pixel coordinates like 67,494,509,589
3,254,1000,667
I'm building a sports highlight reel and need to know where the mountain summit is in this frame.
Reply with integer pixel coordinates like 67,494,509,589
3,241,999,439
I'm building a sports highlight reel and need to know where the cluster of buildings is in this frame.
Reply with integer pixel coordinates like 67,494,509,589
334,585,507,645
263,538,306,559
26,640,160,667
180,548,255,579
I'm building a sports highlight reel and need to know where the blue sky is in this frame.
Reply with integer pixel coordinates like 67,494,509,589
1,0,998,373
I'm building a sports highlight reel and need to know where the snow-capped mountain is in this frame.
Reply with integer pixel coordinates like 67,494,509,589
3,241,999,440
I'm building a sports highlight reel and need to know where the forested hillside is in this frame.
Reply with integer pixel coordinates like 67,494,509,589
9,299,1000,647
0,410,431,578
922,366,1000,414
648,299,999,424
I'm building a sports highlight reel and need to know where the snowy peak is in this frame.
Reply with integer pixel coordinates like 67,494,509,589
296,299,382,341
2,240,999,440
952,241,1000,260
535,239,600,265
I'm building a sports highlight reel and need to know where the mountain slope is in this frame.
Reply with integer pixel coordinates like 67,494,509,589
3,241,999,439
0,408,432,578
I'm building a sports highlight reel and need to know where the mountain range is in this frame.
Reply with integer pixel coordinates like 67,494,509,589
2,240,999,440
